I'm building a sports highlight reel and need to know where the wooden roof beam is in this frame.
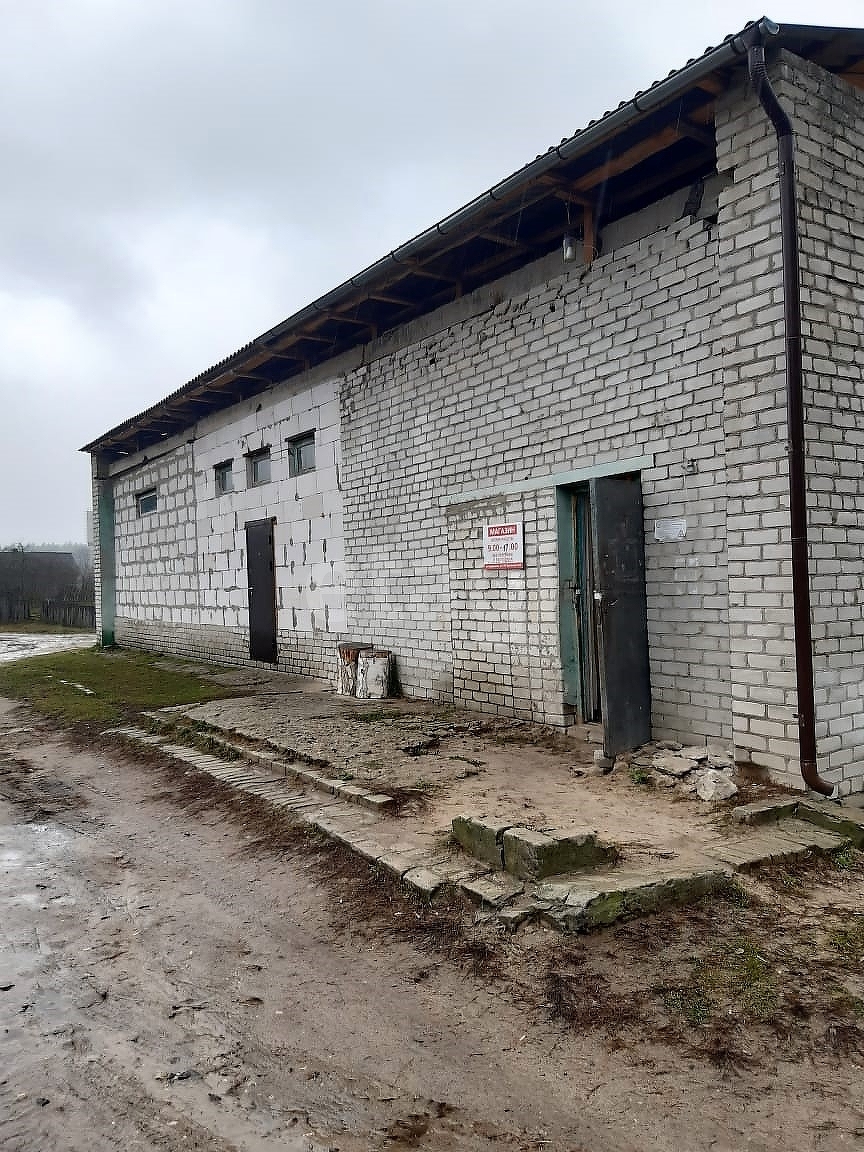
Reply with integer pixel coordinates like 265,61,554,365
695,74,725,96
364,290,415,307
229,368,275,384
677,117,714,150
478,230,527,250
394,261,462,285
573,125,683,192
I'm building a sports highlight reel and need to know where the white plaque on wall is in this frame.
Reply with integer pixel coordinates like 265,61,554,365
483,521,524,570
654,517,687,541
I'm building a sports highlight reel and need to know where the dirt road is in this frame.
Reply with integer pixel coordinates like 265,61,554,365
1,697,862,1151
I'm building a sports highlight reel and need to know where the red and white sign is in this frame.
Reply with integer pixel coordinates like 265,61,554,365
483,521,524,570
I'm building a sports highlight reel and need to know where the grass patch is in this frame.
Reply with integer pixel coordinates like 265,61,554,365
831,845,860,872
659,935,778,1027
629,763,652,786
663,985,713,1026
0,646,236,728
828,916,864,963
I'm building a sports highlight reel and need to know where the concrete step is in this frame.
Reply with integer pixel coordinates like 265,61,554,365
110,719,395,815
451,813,617,879
705,817,849,872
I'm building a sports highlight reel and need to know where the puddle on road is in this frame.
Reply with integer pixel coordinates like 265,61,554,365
1,824,76,872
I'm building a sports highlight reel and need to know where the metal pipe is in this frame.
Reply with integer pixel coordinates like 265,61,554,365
747,41,835,797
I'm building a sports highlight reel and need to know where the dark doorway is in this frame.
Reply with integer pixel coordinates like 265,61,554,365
557,473,651,756
245,519,277,663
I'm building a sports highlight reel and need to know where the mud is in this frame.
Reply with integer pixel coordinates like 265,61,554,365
2,697,864,1151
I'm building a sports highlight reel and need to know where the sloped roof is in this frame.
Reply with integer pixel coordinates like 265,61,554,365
83,18,864,457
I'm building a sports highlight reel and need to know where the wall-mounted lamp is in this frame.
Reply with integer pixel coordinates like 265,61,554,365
562,233,578,264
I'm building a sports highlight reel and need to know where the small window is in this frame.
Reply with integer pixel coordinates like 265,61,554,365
214,460,234,494
247,447,271,487
287,431,315,478
136,489,157,516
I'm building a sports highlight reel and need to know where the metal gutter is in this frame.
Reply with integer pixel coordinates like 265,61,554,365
82,17,779,454
746,38,835,798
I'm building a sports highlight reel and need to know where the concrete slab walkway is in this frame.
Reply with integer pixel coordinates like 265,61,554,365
105,684,864,933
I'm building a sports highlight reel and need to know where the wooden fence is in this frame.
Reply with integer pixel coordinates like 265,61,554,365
0,596,29,624
41,599,96,629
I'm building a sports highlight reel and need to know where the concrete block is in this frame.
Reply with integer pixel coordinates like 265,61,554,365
460,874,524,908
547,870,728,932
731,799,799,825
798,800,864,847
502,826,616,880
451,814,512,867
402,867,444,898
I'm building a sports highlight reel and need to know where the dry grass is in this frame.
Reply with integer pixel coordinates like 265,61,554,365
140,751,503,980
70,731,864,1073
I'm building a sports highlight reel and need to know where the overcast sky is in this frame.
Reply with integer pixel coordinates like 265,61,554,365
2,1,862,545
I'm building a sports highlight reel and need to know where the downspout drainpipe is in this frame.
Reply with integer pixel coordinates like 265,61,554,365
747,40,835,798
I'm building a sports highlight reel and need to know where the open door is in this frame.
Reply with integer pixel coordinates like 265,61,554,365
590,473,651,756
245,519,277,663
557,487,601,721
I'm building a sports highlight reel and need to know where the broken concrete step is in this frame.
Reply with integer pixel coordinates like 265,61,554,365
460,874,524,909
502,826,616,880
706,819,849,872
540,869,727,933
423,855,490,884
376,849,430,880
798,801,864,848
451,815,511,867
773,818,850,851
115,720,398,816
452,814,616,879
402,867,445,899
731,799,800,826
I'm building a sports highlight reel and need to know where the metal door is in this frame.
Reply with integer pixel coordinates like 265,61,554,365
245,519,277,663
557,487,601,721
590,473,651,755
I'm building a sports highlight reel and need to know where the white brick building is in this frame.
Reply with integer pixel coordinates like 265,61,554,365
85,21,864,795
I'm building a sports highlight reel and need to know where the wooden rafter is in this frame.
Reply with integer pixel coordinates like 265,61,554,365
677,118,714,149
479,230,526,250
695,74,725,96
364,290,414,307
573,125,682,192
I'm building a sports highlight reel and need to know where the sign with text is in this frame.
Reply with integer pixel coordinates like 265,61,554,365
483,521,524,570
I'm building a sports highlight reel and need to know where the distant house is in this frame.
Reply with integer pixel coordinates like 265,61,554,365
84,21,864,797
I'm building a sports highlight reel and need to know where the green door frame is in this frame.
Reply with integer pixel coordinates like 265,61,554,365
556,486,583,714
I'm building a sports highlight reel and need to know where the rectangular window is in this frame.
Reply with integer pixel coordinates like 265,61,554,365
247,447,271,487
287,431,315,478
136,489,157,516
214,460,234,494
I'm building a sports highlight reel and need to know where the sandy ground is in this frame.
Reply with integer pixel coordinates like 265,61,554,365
0,631,94,664
2,697,864,1151
178,678,764,871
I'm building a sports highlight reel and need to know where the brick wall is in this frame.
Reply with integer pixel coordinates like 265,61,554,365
445,489,563,724
341,184,731,743
715,67,800,785
784,56,864,793
113,443,198,623
106,369,346,675
114,616,340,683
715,52,864,794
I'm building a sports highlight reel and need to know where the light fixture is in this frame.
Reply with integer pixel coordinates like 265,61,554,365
562,233,578,263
